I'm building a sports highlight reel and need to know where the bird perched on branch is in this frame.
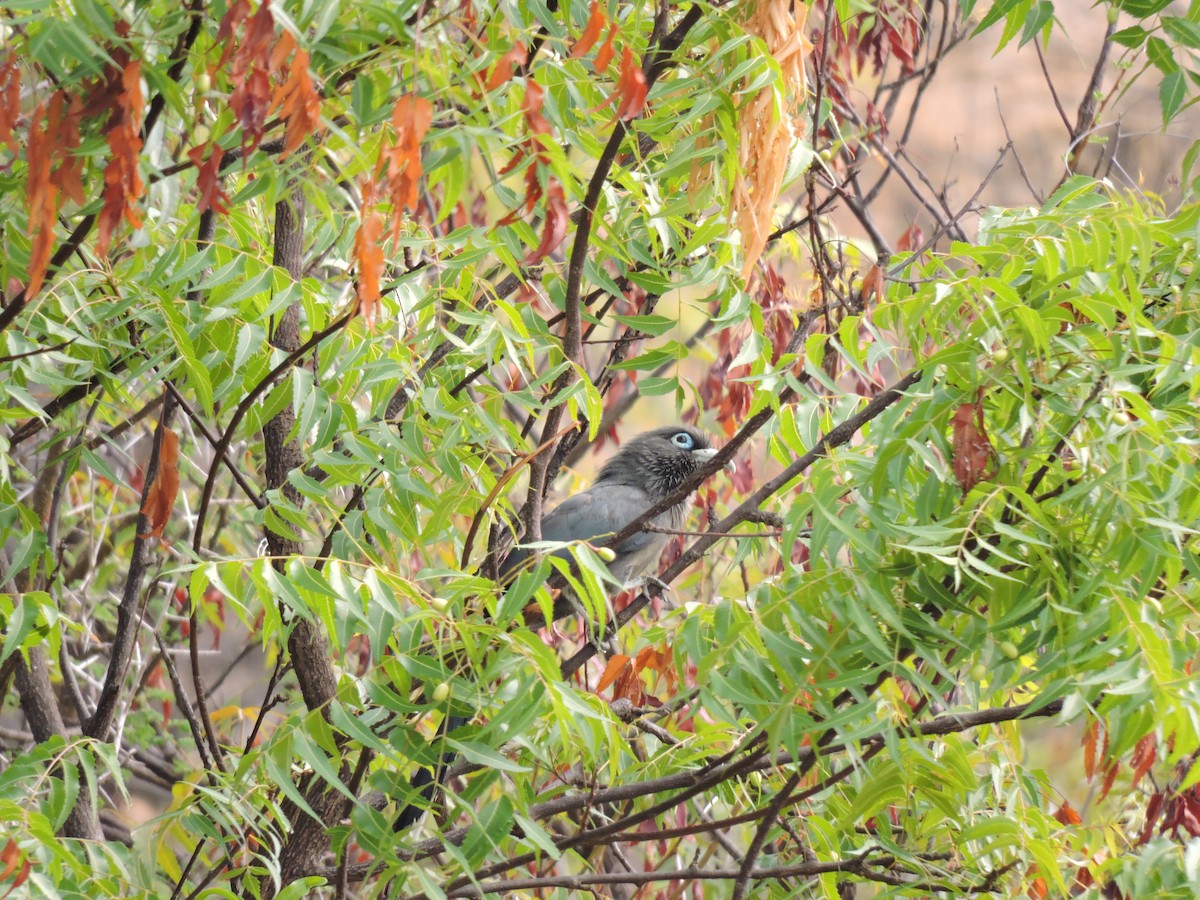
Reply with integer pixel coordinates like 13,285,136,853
394,425,723,833
501,425,720,592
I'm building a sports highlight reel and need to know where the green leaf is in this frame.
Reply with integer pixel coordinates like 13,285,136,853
1160,69,1188,123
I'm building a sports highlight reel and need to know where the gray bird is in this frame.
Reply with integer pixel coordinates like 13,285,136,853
502,425,720,590
395,426,721,833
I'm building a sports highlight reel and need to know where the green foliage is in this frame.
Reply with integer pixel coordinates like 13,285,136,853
0,1,1197,898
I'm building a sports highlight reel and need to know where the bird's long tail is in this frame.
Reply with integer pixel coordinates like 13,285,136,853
393,714,469,832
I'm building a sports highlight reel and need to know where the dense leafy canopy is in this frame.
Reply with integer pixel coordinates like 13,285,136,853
1,1,1198,898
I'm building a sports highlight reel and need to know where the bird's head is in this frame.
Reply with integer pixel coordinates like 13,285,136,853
595,426,719,500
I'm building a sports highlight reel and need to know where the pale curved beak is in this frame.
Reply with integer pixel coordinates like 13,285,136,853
693,447,736,472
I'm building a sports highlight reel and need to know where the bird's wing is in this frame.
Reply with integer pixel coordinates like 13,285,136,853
500,483,661,580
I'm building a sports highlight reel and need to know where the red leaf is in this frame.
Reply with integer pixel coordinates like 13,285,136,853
594,22,618,72
1099,761,1119,801
486,43,527,91
950,389,996,494
524,178,569,264
187,143,230,214
1140,791,1165,844
139,427,180,540
613,48,647,121
1131,735,1157,787
571,1,606,58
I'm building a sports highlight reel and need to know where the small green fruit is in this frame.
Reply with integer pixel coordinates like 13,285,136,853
432,682,451,703
595,546,617,562
999,641,1019,660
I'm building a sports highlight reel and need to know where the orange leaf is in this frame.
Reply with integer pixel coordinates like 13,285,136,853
595,654,631,694
860,263,884,305
571,1,606,58
594,22,618,72
522,79,551,136
1052,800,1082,826
1083,719,1099,780
1131,735,1157,787
0,860,29,900
0,54,20,150
896,223,923,252
353,185,385,328
24,101,60,298
613,48,647,121
139,427,180,539
612,664,644,704
950,389,996,494
380,94,433,239
1099,761,1120,801
271,47,322,157
0,841,19,882
486,43,527,91
524,178,569,264
97,60,146,258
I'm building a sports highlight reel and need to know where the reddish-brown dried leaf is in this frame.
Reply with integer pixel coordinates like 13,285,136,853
1027,875,1048,900
596,654,632,694
0,841,19,883
1131,735,1157,787
595,22,618,72
271,47,322,157
353,185,385,327
860,263,884,305
523,78,551,136
1140,791,1165,845
612,663,644,704
0,55,20,151
896,223,924,253
379,94,433,240
571,1,606,58
140,428,180,540
0,861,29,900
1052,800,1082,826
25,101,60,298
951,390,996,494
613,48,647,121
50,94,86,206
525,178,569,264
229,66,272,156
1083,719,1099,779
216,0,252,67
1099,761,1120,801
97,60,146,258
486,43,527,91
187,142,230,214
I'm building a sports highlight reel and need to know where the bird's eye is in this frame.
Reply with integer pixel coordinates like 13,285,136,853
670,432,694,449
